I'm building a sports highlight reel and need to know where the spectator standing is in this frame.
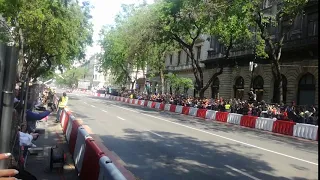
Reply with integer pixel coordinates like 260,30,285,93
26,103,51,133
56,92,68,123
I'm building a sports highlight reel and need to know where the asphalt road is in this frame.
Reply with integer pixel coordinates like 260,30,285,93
67,93,318,180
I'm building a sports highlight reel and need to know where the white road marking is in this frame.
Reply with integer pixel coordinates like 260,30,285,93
110,104,318,166
102,110,108,113
147,130,164,138
116,116,125,121
83,102,87,104
91,105,96,107
225,165,261,180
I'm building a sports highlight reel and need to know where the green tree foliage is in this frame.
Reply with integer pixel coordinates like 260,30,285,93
100,0,307,99
151,0,222,98
0,0,93,80
55,67,88,88
99,3,167,87
165,73,193,95
242,0,308,103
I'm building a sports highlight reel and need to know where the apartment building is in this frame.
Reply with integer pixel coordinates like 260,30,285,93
79,56,112,90
149,1,318,105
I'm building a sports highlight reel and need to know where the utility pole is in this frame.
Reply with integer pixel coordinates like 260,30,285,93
0,45,6,122
0,45,18,168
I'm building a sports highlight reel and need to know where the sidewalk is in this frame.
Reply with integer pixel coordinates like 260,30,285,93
25,113,79,180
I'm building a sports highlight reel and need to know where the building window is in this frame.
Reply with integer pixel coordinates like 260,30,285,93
234,76,244,100
170,54,173,65
298,73,316,105
282,74,287,104
186,53,190,65
272,74,287,103
177,51,181,66
94,74,97,80
308,20,318,36
95,65,99,72
263,0,271,9
253,75,264,102
211,77,219,99
196,46,201,60
209,36,215,49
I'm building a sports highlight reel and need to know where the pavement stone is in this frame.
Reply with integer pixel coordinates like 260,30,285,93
25,113,79,180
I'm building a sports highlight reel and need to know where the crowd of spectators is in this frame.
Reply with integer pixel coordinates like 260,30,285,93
120,91,318,125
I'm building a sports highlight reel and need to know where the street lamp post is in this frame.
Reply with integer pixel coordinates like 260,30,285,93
250,25,258,91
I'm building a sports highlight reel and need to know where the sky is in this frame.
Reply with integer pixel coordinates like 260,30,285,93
84,0,154,59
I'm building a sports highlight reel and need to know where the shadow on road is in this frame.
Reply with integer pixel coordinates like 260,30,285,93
102,99,318,154
95,128,312,180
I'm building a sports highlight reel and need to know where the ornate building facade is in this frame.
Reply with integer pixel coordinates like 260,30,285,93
148,1,318,106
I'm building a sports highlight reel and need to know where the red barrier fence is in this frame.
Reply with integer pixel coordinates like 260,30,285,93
80,138,105,180
272,120,296,136
159,103,165,110
182,106,190,115
62,111,71,134
170,105,177,112
240,115,258,128
151,102,156,108
215,112,229,122
69,120,83,155
138,100,142,105
132,99,135,104
144,101,148,106
126,98,130,103
196,109,207,119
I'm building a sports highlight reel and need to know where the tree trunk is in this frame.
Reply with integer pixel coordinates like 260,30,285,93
199,89,205,99
131,69,138,90
17,27,24,80
160,69,165,95
272,63,283,104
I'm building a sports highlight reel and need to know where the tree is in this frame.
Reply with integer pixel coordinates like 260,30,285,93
0,0,93,80
151,0,253,98
165,73,193,95
55,67,88,88
244,0,308,103
150,0,218,98
99,3,161,89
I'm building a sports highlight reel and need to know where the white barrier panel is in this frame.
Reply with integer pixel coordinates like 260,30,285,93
164,104,171,111
147,101,153,108
188,107,198,116
129,99,133,104
175,105,183,114
255,117,276,132
66,115,76,142
124,98,127,102
155,102,161,109
73,127,91,173
60,110,67,127
98,156,126,180
293,123,318,141
140,100,145,106
227,113,243,125
205,110,217,120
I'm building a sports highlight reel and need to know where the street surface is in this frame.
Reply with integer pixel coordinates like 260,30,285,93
67,93,318,180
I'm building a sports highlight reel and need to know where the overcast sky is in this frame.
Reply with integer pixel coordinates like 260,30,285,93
84,0,154,59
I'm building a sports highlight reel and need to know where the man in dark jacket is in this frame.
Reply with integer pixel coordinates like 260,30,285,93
26,103,51,133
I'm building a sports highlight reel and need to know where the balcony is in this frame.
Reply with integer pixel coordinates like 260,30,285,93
282,35,318,50
166,64,203,72
207,48,254,60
